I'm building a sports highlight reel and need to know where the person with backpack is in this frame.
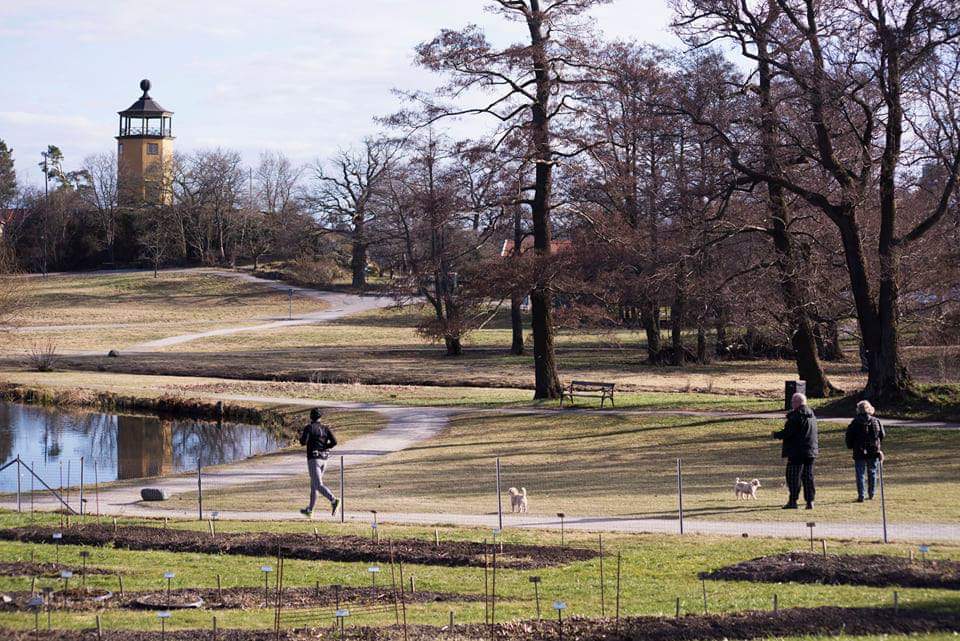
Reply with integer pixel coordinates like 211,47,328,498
845,400,885,502
299,408,339,518
773,392,819,510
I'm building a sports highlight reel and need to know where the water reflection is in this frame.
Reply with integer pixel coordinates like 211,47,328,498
0,402,282,492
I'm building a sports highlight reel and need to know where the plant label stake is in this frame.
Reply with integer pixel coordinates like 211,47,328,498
675,597,681,618
435,528,440,547
52,533,62,565
369,565,381,593
806,522,816,551
164,571,175,609
773,594,778,613
60,570,73,607
893,590,899,614
335,608,350,639
821,539,827,558
217,574,222,603
340,456,345,524
701,578,708,614
557,513,565,548
553,601,566,641
919,545,929,564
28,594,43,641
530,576,542,620
157,611,171,641
261,566,273,606
79,550,90,587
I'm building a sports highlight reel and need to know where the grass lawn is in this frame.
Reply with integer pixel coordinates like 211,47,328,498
168,411,960,526
0,270,328,352
0,512,956,632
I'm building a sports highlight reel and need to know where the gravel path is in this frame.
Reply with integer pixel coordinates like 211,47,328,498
129,272,396,351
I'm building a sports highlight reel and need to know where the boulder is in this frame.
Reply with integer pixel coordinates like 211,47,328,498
140,488,170,502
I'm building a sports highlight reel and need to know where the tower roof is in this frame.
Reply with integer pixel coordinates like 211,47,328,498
118,79,172,116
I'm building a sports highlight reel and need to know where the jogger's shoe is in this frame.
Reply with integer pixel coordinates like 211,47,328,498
805,502,815,510
300,508,313,518
782,503,798,510
856,496,864,503
331,498,340,516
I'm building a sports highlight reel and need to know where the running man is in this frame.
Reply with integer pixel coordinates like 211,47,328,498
299,408,339,518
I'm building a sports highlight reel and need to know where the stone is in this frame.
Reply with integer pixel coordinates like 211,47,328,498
140,488,170,502
107,350,120,358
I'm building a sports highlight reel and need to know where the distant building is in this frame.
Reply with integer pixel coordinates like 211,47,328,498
0,208,19,238
116,79,174,205
500,237,573,257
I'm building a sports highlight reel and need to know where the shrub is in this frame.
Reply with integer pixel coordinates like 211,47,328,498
286,256,345,288
28,339,59,372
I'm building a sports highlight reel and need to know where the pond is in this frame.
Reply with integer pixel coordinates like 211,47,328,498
0,402,284,493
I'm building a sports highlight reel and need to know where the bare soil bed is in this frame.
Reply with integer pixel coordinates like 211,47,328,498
4,606,960,640
701,552,960,590
0,561,112,578
0,525,596,570
2,585,483,612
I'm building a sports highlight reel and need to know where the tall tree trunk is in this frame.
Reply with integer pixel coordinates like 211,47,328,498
671,282,685,366
351,214,367,290
510,294,525,356
714,310,728,357
445,336,463,356
641,301,661,363
696,325,708,364
755,20,838,397
526,4,562,399
509,200,525,356
869,30,917,403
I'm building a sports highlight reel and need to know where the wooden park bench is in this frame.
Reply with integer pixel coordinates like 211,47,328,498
560,380,616,409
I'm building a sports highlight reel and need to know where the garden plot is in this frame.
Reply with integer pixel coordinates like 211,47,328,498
0,525,598,569
701,552,960,590
3,606,960,640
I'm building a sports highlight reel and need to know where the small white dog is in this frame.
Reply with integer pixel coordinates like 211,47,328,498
734,478,762,500
508,487,528,513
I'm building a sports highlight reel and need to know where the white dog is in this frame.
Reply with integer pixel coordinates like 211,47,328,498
734,478,762,500
508,487,528,513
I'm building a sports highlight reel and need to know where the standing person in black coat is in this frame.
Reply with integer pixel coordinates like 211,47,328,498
845,400,885,502
299,408,339,518
773,393,819,510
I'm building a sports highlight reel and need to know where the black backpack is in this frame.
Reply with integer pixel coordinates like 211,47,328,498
863,418,883,457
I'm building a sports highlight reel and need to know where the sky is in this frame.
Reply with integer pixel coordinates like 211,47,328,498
0,1,679,187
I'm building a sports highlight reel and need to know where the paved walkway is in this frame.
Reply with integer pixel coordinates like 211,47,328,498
129,272,396,351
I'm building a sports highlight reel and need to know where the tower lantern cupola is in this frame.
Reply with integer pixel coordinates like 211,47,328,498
116,79,174,204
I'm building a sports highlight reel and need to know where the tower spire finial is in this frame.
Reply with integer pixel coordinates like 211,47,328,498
139,78,151,96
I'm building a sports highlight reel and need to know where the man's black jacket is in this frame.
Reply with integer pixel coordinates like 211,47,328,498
774,405,819,461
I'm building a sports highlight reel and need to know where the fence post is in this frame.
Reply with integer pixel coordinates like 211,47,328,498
340,456,345,524
879,460,889,544
197,465,203,521
79,457,84,517
16,456,21,514
676,458,684,535
496,457,503,531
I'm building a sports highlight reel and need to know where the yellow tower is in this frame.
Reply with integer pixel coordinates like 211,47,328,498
116,79,174,205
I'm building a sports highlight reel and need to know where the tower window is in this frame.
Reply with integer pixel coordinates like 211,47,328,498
118,143,123,156
147,143,160,155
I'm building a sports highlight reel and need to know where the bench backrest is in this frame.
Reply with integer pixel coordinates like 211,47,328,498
569,380,615,391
